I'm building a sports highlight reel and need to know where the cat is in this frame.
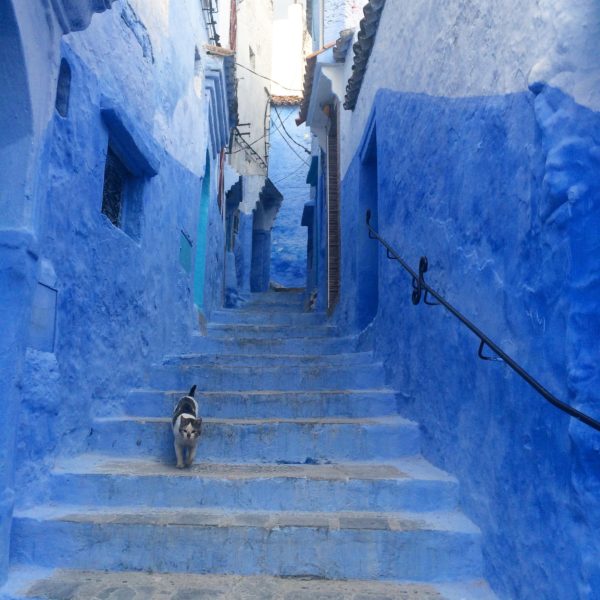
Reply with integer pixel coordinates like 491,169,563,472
172,384,202,468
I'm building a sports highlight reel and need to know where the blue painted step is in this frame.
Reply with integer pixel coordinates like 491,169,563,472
187,334,360,355
144,361,385,391
206,323,340,339
49,454,459,513
2,288,499,599
11,506,484,581
243,291,305,306
211,309,325,325
163,351,375,368
88,415,421,462
0,568,500,600
125,388,399,418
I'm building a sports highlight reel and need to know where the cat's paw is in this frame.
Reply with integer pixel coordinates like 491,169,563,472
176,462,185,469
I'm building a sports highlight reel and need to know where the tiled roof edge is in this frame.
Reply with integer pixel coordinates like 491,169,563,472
333,28,355,62
271,95,303,106
343,0,387,111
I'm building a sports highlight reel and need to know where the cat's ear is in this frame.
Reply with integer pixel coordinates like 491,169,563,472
180,417,191,427
194,418,202,428
188,385,197,397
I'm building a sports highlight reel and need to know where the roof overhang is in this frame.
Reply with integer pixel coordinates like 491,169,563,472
304,56,346,148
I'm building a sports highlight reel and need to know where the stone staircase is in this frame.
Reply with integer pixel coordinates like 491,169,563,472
3,291,497,599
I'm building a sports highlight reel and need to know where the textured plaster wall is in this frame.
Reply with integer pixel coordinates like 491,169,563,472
229,0,273,177
339,0,600,176
338,86,600,599
331,2,600,598
12,2,224,509
323,0,363,45
269,106,310,287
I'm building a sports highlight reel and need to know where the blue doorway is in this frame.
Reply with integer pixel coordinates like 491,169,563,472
193,152,211,308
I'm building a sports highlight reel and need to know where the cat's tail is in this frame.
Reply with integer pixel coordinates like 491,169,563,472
188,384,197,398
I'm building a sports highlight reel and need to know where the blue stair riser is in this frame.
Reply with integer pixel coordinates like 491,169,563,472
210,310,325,326
126,390,398,419
243,292,305,306
188,335,359,355
162,352,375,368
206,324,340,339
145,363,386,391
11,519,483,581
48,472,459,512
88,419,421,462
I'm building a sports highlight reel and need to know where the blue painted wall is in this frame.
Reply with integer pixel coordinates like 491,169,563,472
269,105,310,288
337,87,600,599
8,10,226,522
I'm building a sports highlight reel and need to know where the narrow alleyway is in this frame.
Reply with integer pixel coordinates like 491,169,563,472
5,292,497,599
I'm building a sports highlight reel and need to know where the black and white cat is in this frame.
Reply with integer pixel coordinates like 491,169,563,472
172,384,202,468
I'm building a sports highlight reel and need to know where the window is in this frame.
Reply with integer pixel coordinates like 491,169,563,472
249,46,256,70
99,105,159,240
101,145,143,241
102,146,127,227
194,46,202,96
55,58,71,117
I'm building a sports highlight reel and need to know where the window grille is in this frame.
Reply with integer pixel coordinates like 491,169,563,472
55,58,71,117
101,146,129,227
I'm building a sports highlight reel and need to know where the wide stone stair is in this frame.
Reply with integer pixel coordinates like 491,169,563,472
4,291,497,599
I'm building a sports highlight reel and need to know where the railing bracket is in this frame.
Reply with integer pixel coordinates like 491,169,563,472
478,339,504,362
364,208,600,434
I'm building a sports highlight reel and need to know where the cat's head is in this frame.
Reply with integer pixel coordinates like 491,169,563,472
179,416,202,440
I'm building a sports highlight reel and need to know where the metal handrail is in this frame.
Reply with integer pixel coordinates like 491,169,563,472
366,210,600,433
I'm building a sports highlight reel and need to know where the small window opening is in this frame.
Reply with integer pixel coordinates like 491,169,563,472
102,146,128,227
194,46,202,75
55,58,71,117
194,46,202,96
101,145,144,241
249,46,256,70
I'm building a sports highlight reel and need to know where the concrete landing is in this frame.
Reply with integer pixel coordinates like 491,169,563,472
2,569,498,600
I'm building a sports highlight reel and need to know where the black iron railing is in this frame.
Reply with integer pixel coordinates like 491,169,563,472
366,210,600,433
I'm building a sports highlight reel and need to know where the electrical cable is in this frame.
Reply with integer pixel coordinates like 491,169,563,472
230,105,298,154
235,62,303,93
272,160,309,185
270,118,310,166
273,105,311,154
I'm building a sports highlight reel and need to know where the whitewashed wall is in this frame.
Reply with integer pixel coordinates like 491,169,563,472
339,0,600,175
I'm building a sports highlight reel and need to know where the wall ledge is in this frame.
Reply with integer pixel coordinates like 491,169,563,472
100,102,161,177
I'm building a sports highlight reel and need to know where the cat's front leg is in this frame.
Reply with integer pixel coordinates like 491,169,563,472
174,441,185,469
185,443,197,467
